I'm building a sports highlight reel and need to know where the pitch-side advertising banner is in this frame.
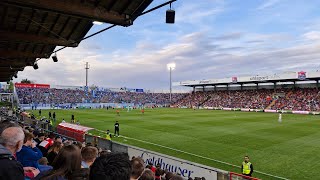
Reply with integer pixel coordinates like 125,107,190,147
15,83,50,88
128,147,218,180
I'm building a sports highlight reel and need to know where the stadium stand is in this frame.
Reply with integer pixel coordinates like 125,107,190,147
174,88,320,111
15,86,320,111
16,87,186,105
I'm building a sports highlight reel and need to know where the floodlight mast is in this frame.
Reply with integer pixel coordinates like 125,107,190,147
167,63,176,103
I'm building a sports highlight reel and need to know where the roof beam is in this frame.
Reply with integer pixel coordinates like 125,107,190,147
0,31,78,47
0,50,50,59
1,0,132,26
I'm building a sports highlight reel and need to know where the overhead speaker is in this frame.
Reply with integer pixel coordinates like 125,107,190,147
166,10,175,24
52,55,58,62
33,63,39,70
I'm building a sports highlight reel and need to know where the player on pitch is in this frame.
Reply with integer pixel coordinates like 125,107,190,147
278,111,282,123
114,121,120,137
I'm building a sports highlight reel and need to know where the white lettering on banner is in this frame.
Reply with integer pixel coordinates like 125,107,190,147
179,82,191,85
223,108,232,111
264,109,278,113
199,80,210,84
128,147,218,180
249,74,281,81
292,111,309,114
241,108,250,112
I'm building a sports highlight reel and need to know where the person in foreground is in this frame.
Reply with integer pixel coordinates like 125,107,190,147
130,157,144,180
17,131,43,169
241,155,253,177
40,144,88,180
90,152,131,180
0,122,25,180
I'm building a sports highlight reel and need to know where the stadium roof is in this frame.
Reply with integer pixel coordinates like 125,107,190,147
174,71,320,87
0,0,153,82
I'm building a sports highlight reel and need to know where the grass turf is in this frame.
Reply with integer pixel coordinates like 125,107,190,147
33,108,320,180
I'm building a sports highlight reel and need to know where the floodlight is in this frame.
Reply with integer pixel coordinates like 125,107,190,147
52,53,58,62
33,63,39,70
167,63,176,70
93,21,103,25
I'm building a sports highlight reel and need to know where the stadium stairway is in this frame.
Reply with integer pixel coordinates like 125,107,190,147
266,99,276,109
198,95,212,107
286,91,293,99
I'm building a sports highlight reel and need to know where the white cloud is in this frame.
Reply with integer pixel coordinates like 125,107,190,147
257,0,281,10
16,31,320,90
175,1,225,25
302,31,320,41
13,0,320,91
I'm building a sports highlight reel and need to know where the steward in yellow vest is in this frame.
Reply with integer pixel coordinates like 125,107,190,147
105,130,112,141
242,156,253,176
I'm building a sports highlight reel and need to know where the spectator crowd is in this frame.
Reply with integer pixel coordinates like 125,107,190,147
174,88,320,111
16,87,186,105
15,87,320,111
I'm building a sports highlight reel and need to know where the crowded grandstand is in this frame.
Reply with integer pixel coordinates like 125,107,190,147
1,0,320,179
1,70,320,180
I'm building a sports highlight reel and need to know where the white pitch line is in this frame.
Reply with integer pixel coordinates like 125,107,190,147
93,128,289,180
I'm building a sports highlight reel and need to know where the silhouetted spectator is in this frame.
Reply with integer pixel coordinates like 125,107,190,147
90,153,131,180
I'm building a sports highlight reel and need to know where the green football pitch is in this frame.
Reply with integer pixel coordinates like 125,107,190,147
34,108,320,180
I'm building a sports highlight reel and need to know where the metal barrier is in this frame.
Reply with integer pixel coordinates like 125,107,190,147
85,134,229,180
21,117,76,141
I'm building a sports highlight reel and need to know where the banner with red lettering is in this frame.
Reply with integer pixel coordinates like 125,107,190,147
15,83,50,88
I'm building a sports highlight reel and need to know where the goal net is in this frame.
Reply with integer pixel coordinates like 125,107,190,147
229,172,261,180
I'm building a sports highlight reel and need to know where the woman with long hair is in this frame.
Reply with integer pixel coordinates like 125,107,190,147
41,145,83,180
47,141,63,165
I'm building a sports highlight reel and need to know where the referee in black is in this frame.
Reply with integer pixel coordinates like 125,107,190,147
114,121,120,137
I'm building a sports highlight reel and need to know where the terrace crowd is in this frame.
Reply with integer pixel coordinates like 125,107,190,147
16,87,186,105
15,87,320,111
174,88,320,111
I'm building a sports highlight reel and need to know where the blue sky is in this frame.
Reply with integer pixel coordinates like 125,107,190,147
17,0,320,91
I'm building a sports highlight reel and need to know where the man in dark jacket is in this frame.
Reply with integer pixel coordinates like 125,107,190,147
0,124,25,180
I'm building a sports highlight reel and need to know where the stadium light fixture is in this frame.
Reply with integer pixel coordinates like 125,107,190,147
52,53,58,62
166,2,175,24
167,63,176,103
167,63,176,70
93,21,103,25
33,63,39,70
